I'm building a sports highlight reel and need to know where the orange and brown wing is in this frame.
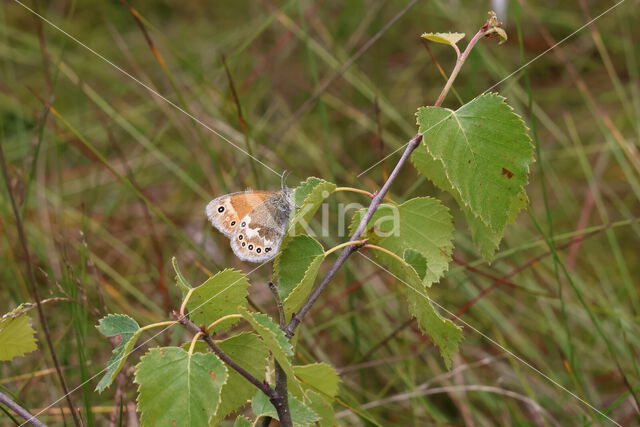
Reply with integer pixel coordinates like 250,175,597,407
206,191,272,237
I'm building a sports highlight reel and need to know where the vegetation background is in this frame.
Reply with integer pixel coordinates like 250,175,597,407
1,0,638,425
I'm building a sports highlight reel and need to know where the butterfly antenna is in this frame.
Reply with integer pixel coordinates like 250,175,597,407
280,170,291,189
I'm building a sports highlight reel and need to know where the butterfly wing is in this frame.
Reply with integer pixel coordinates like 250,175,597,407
230,191,293,262
206,191,272,237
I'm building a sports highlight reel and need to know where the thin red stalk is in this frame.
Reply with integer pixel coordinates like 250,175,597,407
0,143,82,427
434,29,485,107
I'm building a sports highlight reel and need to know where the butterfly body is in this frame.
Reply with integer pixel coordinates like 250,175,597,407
206,189,293,262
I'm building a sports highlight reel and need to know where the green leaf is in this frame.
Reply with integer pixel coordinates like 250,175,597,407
290,177,336,235
353,206,463,366
412,140,528,259
214,333,269,420
421,32,465,45
293,363,341,398
274,235,325,299
0,305,37,361
187,269,250,332
233,416,253,427
238,307,293,358
283,254,325,321
135,347,227,426
238,307,303,395
180,340,209,353
306,390,337,427
252,391,320,426
403,249,427,280
95,314,142,392
172,257,192,295
409,294,462,370
393,259,463,369
274,235,326,320
415,93,533,235
352,197,454,286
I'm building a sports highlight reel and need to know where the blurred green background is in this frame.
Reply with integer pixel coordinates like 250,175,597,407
1,0,639,425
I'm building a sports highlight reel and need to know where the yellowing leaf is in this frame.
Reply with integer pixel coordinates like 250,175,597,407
486,26,508,44
0,306,37,361
135,347,227,426
421,32,465,45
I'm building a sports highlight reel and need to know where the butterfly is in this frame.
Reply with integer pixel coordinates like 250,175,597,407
206,189,294,263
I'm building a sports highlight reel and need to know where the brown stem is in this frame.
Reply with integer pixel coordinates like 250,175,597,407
175,312,292,426
0,138,82,427
285,133,423,337
268,284,292,426
273,362,292,427
284,14,496,339
174,312,272,396
261,283,293,425
0,392,46,427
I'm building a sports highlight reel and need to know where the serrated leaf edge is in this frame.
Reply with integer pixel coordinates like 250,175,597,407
371,197,454,285
282,253,325,320
239,308,294,357
416,93,533,233
388,257,463,369
189,269,251,332
421,32,466,45
238,307,304,396
134,347,229,425
0,311,38,361
95,314,142,392
293,362,342,398
289,178,337,236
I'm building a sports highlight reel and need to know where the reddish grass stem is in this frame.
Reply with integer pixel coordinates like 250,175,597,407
0,138,82,427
